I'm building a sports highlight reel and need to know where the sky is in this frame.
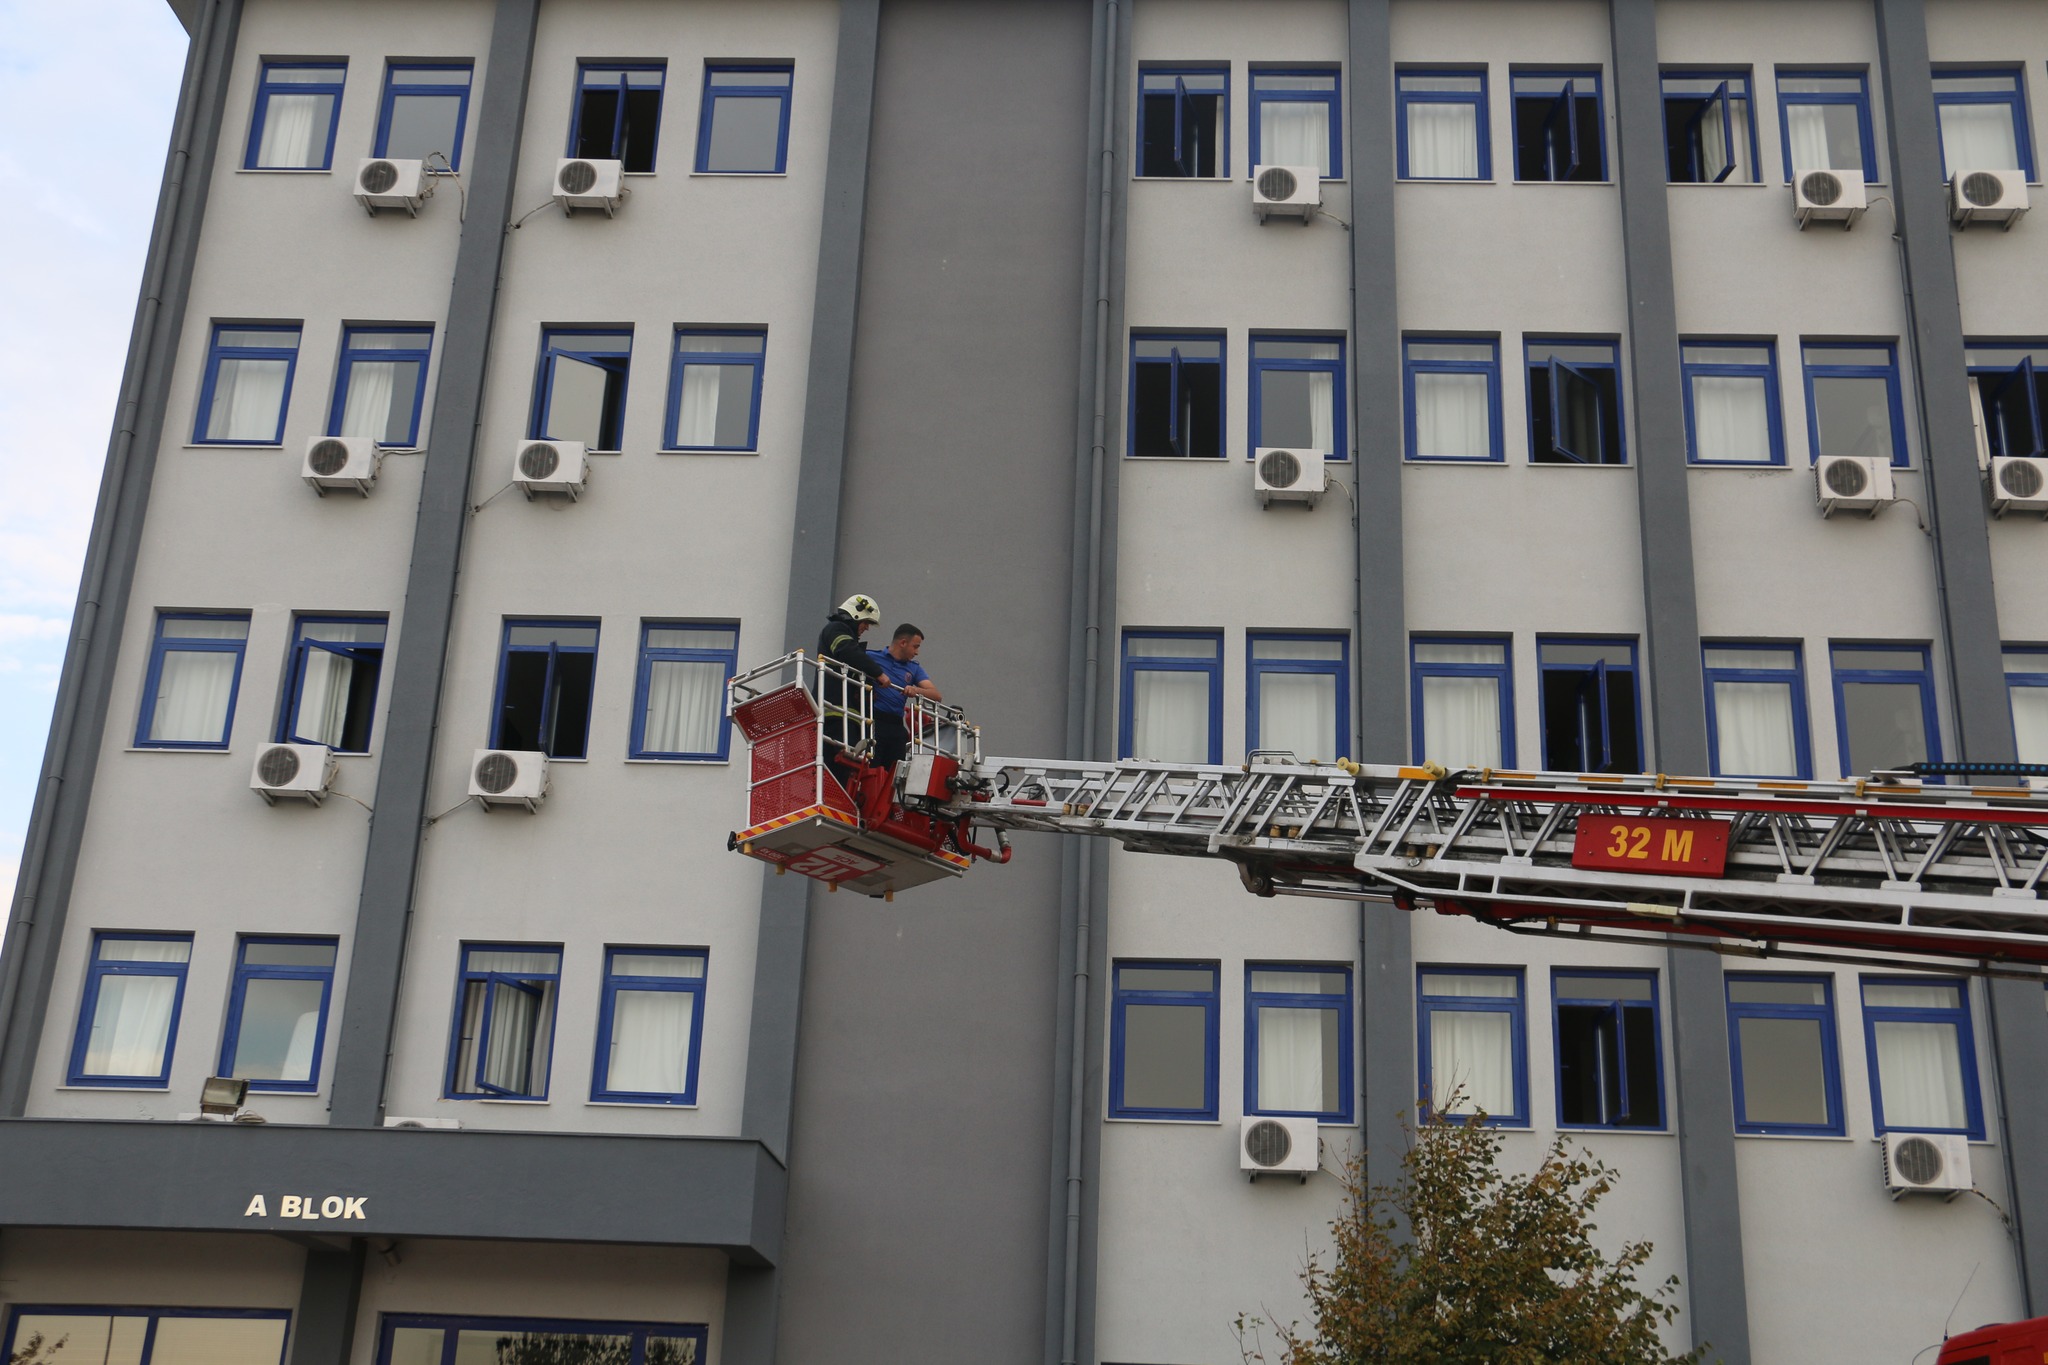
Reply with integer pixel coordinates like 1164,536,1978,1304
0,1,190,946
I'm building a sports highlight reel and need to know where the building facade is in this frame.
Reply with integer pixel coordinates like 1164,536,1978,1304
3,0,2048,1361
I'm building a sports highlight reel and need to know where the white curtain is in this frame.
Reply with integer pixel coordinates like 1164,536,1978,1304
84,975,178,1076
339,361,399,442
1308,371,1335,455
1414,371,1490,458
608,990,696,1094
1131,670,1209,761
1257,1006,1328,1112
1941,103,2019,171
1430,1009,1515,1115
482,981,541,1092
1692,374,1771,463
293,623,371,747
1262,101,1330,174
1421,675,1502,768
207,358,289,441
1258,672,1336,759
1713,679,1798,776
643,658,724,754
150,650,238,742
1698,99,1733,180
1872,1019,1968,1129
257,93,321,167
2011,684,2048,764
281,1006,319,1082
1407,102,1478,178
1786,104,1835,171
675,364,723,446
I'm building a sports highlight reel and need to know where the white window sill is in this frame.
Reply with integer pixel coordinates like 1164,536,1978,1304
1511,179,1613,187
1527,460,1632,469
236,167,334,175
586,449,623,457
543,757,587,763
1104,1116,1223,1126
1781,180,1887,189
184,443,285,451
623,757,732,766
453,1097,551,1105
56,1084,170,1092
1243,177,1346,185
1667,180,1767,188
126,746,232,754
1405,458,1508,467
1691,463,1791,471
1132,175,1234,183
1399,177,1498,185
1736,1129,1853,1142
1556,1125,1673,1137
586,1099,700,1109
689,171,789,179
1123,455,1228,463
660,448,760,457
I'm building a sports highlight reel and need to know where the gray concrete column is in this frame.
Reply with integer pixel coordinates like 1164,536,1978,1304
286,1241,364,1365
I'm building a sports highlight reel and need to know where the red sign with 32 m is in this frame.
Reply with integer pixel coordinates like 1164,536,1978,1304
1571,815,1730,877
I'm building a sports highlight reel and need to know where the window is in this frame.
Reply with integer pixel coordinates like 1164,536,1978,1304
1703,644,1811,779
1965,343,2048,462
1251,335,1346,460
1119,632,1222,764
1803,343,1907,468
1245,966,1351,1121
279,616,386,752
1526,338,1624,464
2006,648,2048,765
572,63,665,171
375,1316,707,1365
220,938,337,1093
245,61,345,170
696,64,794,174
1110,962,1218,1119
532,329,631,452
195,324,300,445
1411,638,1513,768
1417,968,1526,1124
594,948,707,1104
1933,69,2033,180
1538,638,1641,773
1250,69,1341,178
1139,66,1228,177
1662,70,1757,183
1776,70,1877,180
1247,634,1347,761
492,621,599,760
329,327,432,447
136,612,250,749
664,330,765,451
1682,342,1782,465
68,933,193,1086
1726,975,1843,1135
1397,69,1488,180
446,945,562,1099
1511,69,1604,181
375,63,473,168
631,623,738,760
1404,337,1501,462
1553,970,1662,1129
1130,334,1224,458
1830,644,1940,777
1861,977,1983,1138
3,1310,290,1364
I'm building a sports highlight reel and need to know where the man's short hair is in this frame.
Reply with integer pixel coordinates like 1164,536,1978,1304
893,623,923,642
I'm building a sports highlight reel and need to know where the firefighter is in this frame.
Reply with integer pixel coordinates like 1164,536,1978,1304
818,594,888,770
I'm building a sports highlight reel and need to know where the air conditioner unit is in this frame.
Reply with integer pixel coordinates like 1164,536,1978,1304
383,1116,463,1130
470,749,548,812
1793,168,1867,229
554,158,625,215
1816,454,1894,517
354,157,429,215
1951,168,2029,229
1240,1115,1319,1181
250,743,338,805
302,435,382,496
1254,447,1325,507
1881,1131,1971,1200
1252,164,1321,223
512,440,588,500
1991,456,2048,516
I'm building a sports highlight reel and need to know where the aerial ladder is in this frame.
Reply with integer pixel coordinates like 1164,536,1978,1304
728,651,2048,976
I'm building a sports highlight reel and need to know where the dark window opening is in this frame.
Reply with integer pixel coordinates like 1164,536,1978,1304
1977,358,2048,460
1132,339,1223,457
494,624,598,759
1139,71,1225,177
1539,646,1641,774
1662,77,1749,183
1513,76,1603,181
574,67,663,172
1527,355,1623,464
1557,995,1661,1127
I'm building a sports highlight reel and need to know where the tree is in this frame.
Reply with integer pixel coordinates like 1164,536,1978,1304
8,1333,67,1365
1238,1105,1709,1365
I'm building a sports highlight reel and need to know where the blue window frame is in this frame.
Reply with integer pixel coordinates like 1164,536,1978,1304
571,63,665,172
1511,68,1605,181
1933,68,2034,180
1110,961,1219,1120
1119,631,1222,764
1417,967,1527,1125
1965,342,2048,462
1553,969,1663,1129
696,64,795,174
1397,69,1488,180
445,944,562,1099
593,947,708,1104
374,63,474,169
67,932,194,1087
1404,336,1501,461
1250,335,1346,461
374,1315,709,1364
1411,637,1514,768
1682,341,1783,465
1830,644,1941,777
1662,69,1758,183
2006,646,2048,765
3,1308,291,1363
630,622,739,760
532,328,631,451
1537,637,1642,774
195,324,301,445
245,61,345,170
1130,333,1225,458
220,937,338,1094
1776,69,1878,181
135,611,250,749
1246,633,1348,761
278,615,387,752
1803,342,1908,468
1860,976,1984,1139
1245,965,1352,1122
492,620,599,759
1726,974,1844,1136
329,326,432,447
1526,337,1625,464
664,329,765,451
1139,66,1228,178
1250,69,1341,179
1703,643,1812,779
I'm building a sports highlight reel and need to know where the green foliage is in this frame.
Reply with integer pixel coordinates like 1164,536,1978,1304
491,1333,632,1365
8,1333,67,1365
1238,1106,1709,1365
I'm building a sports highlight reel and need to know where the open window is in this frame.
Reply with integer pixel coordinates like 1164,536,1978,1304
573,63,664,171
1982,357,2046,460
1538,639,1641,774
1526,339,1623,464
447,945,562,1099
280,616,386,752
1662,72,1755,183
1554,971,1663,1129
1511,70,1603,182
493,620,598,759
532,329,631,452
1130,336,1223,457
1138,67,1227,178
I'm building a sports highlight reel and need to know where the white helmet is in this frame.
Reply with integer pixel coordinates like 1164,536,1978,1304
839,593,880,624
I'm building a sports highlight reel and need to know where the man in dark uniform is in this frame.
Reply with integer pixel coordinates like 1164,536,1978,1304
817,594,887,768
